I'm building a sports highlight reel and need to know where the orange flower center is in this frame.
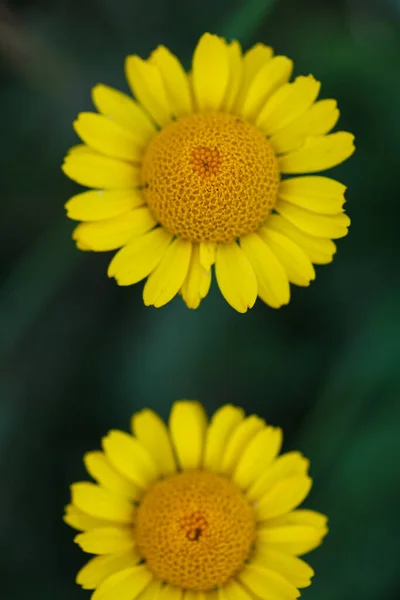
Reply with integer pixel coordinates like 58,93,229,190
141,112,280,243
135,470,256,590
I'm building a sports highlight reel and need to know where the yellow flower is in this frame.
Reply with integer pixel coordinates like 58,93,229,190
63,33,355,312
64,401,328,600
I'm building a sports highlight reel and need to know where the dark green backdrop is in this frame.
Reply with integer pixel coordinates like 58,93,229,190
1,0,400,598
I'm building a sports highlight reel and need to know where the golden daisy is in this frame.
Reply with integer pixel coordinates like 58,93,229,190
63,33,355,312
64,401,328,600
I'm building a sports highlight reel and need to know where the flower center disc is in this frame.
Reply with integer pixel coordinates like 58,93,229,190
135,471,256,590
141,113,280,243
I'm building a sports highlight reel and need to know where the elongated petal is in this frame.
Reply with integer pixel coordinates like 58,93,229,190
276,200,350,239
278,176,346,214
181,244,212,309
247,451,309,502
72,207,156,252
215,242,257,313
203,405,244,472
131,409,177,475
77,550,140,590
192,33,230,111
125,55,171,126
218,579,254,600
74,527,134,555
233,426,282,490
270,100,339,154
64,505,113,531
159,584,183,600
91,565,152,600
241,233,290,308
278,132,355,174
65,189,144,222
71,483,135,524
256,75,320,136
143,238,192,307
285,509,328,530
240,56,293,121
234,43,273,111
84,452,139,499
238,564,300,600
220,415,265,474
252,547,314,588
169,400,207,470
62,150,140,189
150,46,193,117
73,112,144,161
92,84,156,144
199,241,216,270
258,524,326,556
266,214,336,264
256,475,312,521
102,431,159,488
108,227,172,285
260,228,315,287
222,40,243,112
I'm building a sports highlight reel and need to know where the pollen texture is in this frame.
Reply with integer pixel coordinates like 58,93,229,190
141,112,280,243
135,470,256,590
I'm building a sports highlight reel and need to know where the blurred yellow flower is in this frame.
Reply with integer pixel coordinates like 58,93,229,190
63,33,354,312
64,401,328,600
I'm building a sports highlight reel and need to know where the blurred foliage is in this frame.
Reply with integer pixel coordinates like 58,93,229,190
1,0,400,598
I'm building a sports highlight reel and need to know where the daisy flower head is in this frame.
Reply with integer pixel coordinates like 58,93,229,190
63,33,355,312
64,401,328,600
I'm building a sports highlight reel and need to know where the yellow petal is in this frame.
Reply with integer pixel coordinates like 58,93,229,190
70,483,135,524
267,214,336,264
91,565,152,600
102,430,159,488
276,200,350,239
220,415,265,474
278,176,346,214
222,40,243,112
270,100,339,154
72,207,156,252
258,524,327,556
234,43,273,112
256,75,320,136
131,409,177,476
125,55,171,126
137,580,163,600
252,546,314,588
63,504,112,531
192,33,230,111
62,150,140,189
150,46,193,117
238,564,300,600
218,579,254,600
240,56,293,122
92,84,156,145
278,132,355,174
199,241,216,270
240,233,290,308
285,509,328,530
65,189,144,221
203,405,244,472
256,475,312,521
76,550,140,590
159,584,183,600
108,227,172,285
215,242,257,313
84,452,139,499
74,527,134,555
181,244,212,309
232,426,282,490
259,228,315,287
247,451,309,502
169,400,207,470
143,238,192,307
73,112,144,161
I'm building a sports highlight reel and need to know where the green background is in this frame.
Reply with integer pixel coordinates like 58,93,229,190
1,0,400,598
